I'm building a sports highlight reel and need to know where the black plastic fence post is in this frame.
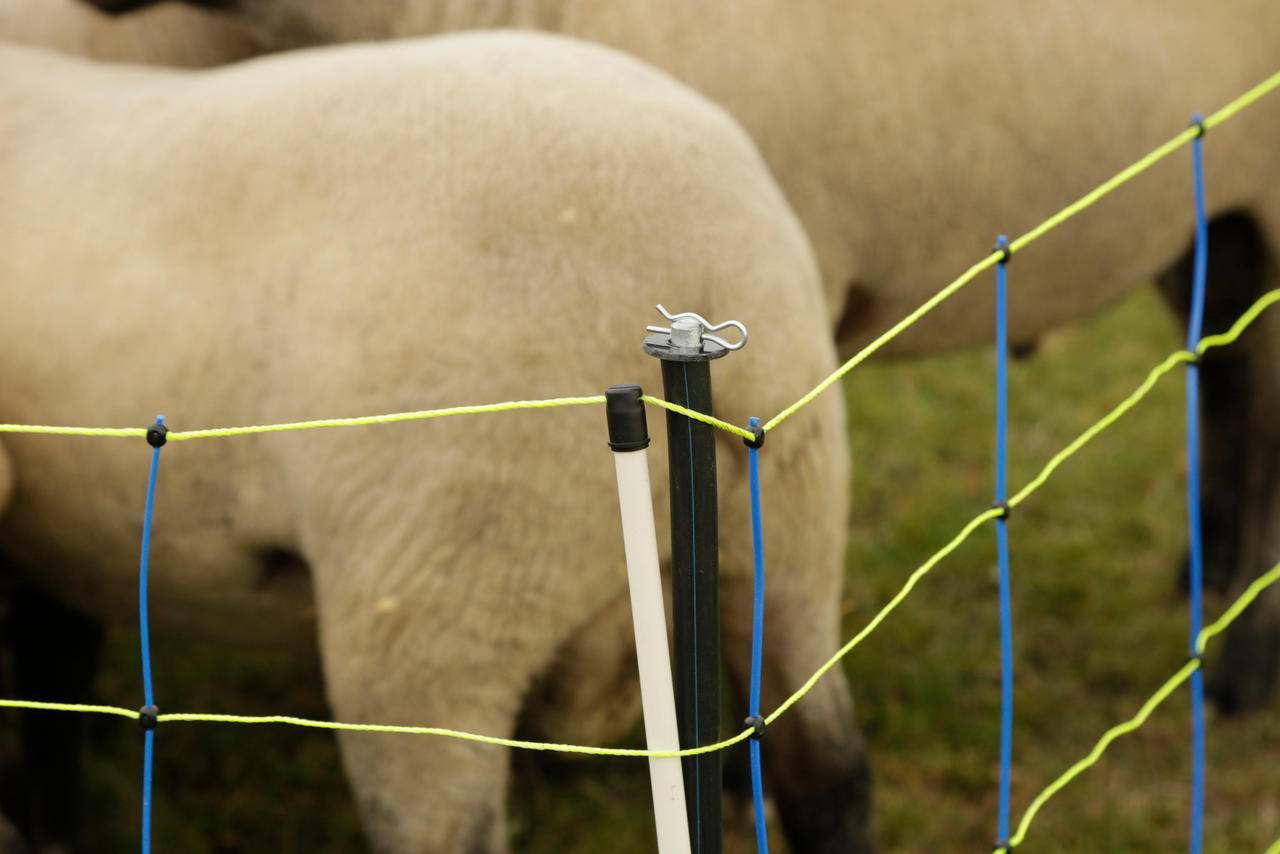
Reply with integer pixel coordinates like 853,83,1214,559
643,308,745,854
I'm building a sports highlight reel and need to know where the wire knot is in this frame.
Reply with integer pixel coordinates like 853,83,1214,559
744,715,766,740
146,418,168,448
993,234,1012,264
139,705,160,731
744,422,765,449
991,499,1011,521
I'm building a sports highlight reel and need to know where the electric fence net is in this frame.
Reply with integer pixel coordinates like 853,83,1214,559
3,69,1280,853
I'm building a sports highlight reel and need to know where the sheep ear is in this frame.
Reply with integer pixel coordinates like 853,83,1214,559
79,0,167,15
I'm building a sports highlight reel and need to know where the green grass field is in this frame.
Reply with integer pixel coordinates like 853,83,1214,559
10,285,1279,852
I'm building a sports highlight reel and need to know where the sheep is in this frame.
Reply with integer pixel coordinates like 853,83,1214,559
0,0,259,66
0,27,870,854
84,0,1280,712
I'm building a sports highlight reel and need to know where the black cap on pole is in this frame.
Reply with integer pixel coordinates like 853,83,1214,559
606,384,650,452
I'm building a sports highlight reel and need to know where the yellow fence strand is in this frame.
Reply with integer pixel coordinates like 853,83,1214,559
994,660,1200,854
0,399,608,441
3,279,1272,450
167,397,607,440
0,396,752,443
0,66,1277,845
2,556,1275,772
763,288,1276,725
1,72,1278,448
766,506,1001,726
0,701,751,759
1204,69,1280,130
154,713,752,758
4,289,1273,761
763,253,999,433
639,395,755,441
0,396,756,443
0,426,147,438
997,560,1280,853
0,699,141,720
764,68,1280,435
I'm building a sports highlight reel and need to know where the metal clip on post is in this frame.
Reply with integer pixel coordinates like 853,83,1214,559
644,304,747,360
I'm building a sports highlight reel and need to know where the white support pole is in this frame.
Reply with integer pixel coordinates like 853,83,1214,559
607,384,691,854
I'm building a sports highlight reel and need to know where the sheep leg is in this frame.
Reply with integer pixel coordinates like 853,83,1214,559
6,585,103,854
1155,212,1267,596
300,493,595,854
1155,209,1280,712
1204,225,1280,713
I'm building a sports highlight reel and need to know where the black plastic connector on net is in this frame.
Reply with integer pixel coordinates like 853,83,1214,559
993,840,1015,853
138,705,160,731
991,499,1012,521
146,420,168,448
1190,114,1208,138
993,235,1012,265
743,422,765,450
743,715,766,740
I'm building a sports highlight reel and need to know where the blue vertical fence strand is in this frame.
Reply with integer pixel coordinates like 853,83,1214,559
1186,115,1209,854
994,235,1014,848
138,415,165,854
746,417,769,854
142,729,155,854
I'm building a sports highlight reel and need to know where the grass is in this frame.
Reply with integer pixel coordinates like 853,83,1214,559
839,285,1279,853
4,285,1278,852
